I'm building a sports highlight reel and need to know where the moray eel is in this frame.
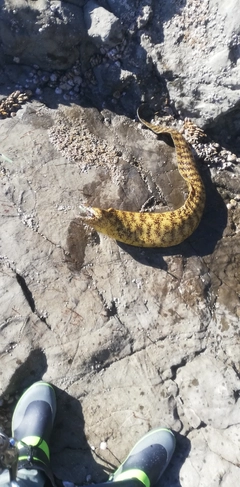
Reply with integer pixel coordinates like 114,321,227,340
79,112,206,247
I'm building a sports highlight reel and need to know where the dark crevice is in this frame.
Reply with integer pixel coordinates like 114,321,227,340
106,300,118,318
36,312,52,330
233,390,240,402
96,288,127,329
184,420,207,437
170,358,187,381
16,272,35,312
184,421,207,438
16,272,51,330
231,361,240,380
170,347,207,380
194,347,207,358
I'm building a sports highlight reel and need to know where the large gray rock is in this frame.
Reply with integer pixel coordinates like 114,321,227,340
1,0,240,144
106,0,153,27
84,0,123,47
0,102,240,486
139,0,240,127
0,1,240,485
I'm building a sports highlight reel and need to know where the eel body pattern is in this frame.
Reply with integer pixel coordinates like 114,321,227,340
79,114,206,247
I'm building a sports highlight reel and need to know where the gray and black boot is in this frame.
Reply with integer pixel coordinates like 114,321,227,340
12,381,56,486
110,428,176,487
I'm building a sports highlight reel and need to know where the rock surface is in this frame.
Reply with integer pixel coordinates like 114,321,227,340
84,0,123,47
0,101,240,487
0,0,86,70
0,1,240,487
1,0,240,139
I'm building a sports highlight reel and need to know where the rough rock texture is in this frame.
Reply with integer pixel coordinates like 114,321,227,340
0,102,240,487
84,0,123,47
0,0,87,70
141,0,240,123
1,0,240,139
0,1,240,486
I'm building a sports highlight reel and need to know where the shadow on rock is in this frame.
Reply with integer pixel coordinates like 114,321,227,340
206,102,240,157
51,386,111,485
51,387,191,487
3,348,48,396
159,432,191,487
0,349,48,436
1,355,191,486
0,0,189,120
66,218,100,272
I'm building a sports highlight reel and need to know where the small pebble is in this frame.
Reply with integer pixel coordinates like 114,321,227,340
50,73,58,82
227,153,237,163
35,87,42,95
62,481,75,487
100,441,107,450
226,199,237,210
41,75,49,82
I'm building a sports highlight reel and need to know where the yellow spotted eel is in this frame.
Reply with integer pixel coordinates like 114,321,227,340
79,112,206,247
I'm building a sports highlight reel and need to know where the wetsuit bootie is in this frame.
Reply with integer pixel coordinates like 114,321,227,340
12,381,56,484
110,427,176,487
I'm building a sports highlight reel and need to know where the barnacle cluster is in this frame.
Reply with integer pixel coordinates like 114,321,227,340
0,90,32,119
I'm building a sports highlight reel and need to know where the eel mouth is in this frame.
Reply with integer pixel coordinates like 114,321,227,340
79,204,96,219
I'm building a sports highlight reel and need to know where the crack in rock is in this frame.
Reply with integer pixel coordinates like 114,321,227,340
16,272,35,312
15,272,51,330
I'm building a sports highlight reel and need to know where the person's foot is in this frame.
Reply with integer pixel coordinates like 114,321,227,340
12,381,56,480
110,428,176,487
